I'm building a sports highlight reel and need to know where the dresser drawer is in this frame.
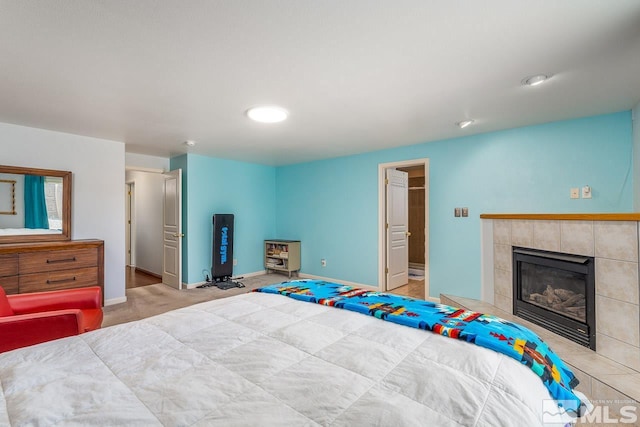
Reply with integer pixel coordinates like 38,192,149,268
19,248,98,274
19,267,98,293
0,276,19,295
0,254,18,277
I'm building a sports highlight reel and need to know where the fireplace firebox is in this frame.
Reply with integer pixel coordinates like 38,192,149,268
512,247,595,350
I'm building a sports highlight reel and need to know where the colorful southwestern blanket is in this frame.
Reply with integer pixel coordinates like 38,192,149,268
255,279,583,416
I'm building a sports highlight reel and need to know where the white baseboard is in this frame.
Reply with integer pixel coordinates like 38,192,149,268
184,281,205,289
235,270,267,279
183,270,267,289
104,296,127,306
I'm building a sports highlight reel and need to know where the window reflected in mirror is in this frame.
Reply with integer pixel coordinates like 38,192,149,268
0,179,16,215
45,177,64,230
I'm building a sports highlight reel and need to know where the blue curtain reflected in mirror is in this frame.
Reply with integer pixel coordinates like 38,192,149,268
24,175,49,229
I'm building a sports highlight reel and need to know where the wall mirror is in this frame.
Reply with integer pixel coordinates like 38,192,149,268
0,165,71,244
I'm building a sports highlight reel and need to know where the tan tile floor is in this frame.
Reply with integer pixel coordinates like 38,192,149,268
386,279,425,299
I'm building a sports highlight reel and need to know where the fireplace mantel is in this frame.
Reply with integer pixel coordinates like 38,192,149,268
481,213,640,221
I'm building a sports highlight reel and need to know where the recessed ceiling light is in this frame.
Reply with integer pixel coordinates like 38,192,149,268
246,105,288,123
457,119,474,129
522,74,550,87
184,140,196,147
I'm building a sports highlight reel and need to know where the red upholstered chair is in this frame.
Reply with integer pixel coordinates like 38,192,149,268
0,286,103,353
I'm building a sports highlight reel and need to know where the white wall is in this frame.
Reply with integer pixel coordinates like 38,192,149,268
125,170,164,276
634,101,640,211
0,122,126,303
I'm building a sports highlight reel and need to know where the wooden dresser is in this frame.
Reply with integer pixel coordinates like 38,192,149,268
0,239,104,305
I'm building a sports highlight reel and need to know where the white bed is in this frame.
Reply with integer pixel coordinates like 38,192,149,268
0,291,570,426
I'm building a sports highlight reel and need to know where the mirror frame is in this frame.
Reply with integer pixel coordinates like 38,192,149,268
0,165,71,244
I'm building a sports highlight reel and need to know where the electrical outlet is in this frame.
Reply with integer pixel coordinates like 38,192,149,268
321,258,326,267
454,208,461,217
233,259,238,266
570,188,579,199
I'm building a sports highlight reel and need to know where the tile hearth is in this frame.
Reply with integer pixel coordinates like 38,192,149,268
440,293,639,420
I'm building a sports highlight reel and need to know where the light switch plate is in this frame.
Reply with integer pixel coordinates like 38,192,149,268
582,186,592,199
462,207,469,217
454,208,461,217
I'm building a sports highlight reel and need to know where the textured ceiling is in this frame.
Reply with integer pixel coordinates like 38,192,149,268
1,1,639,166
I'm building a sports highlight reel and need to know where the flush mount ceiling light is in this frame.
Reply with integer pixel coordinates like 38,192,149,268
522,74,550,87
246,105,288,123
457,119,475,129
184,140,196,147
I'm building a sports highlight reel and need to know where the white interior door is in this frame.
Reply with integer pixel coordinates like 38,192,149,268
162,169,183,289
125,184,131,266
386,168,409,290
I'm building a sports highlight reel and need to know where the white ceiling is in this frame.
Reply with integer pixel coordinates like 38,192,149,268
1,1,639,166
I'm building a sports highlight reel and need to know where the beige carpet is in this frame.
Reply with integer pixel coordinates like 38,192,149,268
103,274,291,327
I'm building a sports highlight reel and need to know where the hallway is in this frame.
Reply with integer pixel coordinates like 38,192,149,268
126,266,161,289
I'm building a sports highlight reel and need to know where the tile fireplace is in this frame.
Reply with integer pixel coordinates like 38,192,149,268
482,214,640,372
512,247,595,349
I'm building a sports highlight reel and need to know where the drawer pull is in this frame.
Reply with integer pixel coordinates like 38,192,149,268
46,257,77,264
47,276,76,284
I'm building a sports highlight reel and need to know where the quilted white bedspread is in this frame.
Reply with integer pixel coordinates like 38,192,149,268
0,291,558,426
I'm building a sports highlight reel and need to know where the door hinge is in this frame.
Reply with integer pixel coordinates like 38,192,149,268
385,178,389,185
386,223,389,230
128,220,131,224
385,267,389,274
128,191,131,195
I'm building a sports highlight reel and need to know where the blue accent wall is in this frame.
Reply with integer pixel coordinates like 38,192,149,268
275,111,633,299
170,153,276,283
172,112,632,297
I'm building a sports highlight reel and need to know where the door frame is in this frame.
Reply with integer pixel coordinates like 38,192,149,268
378,158,431,300
125,182,135,266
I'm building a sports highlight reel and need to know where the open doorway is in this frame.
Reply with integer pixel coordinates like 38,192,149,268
124,170,165,289
398,165,426,281
378,158,432,301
